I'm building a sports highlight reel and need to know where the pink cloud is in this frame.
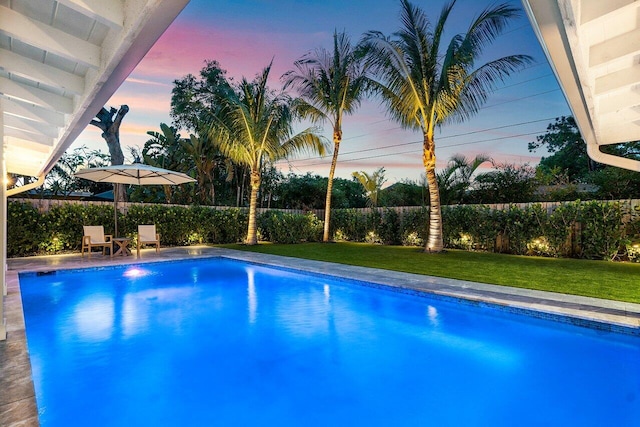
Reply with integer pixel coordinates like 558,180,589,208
105,92,171,114
134,20,326,85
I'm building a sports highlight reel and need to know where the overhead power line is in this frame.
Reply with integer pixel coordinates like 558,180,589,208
293,130,544,168
277,116,557,166
339,81,559,143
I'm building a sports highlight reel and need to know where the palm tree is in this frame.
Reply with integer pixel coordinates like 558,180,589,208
283,30,371,242
362,0,532,252
352,167,387,207
181,132,220,205
143,123,190,203
437,154,491,205
209,63,329,245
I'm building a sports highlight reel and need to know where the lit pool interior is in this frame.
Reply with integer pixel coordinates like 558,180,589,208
19,257,640,426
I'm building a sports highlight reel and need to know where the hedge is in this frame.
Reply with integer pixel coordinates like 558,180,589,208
7,200,639,262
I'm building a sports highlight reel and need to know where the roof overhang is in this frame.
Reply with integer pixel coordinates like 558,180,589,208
522,0,640,171
1,0,189,179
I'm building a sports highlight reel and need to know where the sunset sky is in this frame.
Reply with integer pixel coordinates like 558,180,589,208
71,0,572,184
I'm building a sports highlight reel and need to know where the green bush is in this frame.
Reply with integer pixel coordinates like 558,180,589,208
330,209,368,242
379,208,402,245
8,202,44,257
400,207,429,246
542,201,580,257
493,205,544,255
579,201,624,260
7,200,637,262
258,211,322,243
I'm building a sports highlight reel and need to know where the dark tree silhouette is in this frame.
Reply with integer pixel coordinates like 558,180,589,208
90,105,129,165
90,105,129,202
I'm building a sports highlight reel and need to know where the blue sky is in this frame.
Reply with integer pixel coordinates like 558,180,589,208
71,0,571,184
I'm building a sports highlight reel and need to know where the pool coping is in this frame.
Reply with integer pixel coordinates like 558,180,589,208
2,245,640,425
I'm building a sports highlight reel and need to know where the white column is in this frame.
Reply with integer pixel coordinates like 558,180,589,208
0,100,6,340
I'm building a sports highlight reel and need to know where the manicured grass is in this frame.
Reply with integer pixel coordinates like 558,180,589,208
220,242,640,304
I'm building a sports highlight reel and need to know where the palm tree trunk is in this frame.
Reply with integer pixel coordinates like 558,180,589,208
423,134,444,252
246,170,261,245
162,184,172,203
322,128,342,242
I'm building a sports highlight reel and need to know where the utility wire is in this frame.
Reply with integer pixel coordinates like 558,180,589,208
280,116,556,165
294,130,544,167
337,74,557,143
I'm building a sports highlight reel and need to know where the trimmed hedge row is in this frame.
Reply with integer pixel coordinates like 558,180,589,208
7,202,248,257
8,200,640,261
329,201,639,261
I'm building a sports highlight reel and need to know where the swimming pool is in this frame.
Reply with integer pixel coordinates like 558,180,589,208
19,257,640,426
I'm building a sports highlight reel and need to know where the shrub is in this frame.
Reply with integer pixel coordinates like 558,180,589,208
543,201,580,257
7,200,638,262
330,209,368,242
400,207,429,246
8,202,44,257
579,201,625,260
258,211,322,244
379,208,402,245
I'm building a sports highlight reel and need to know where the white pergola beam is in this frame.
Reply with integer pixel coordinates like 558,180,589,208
598,89,640,115
580,0,635,23
0,77,74,114
58,0,124,29
4,136,53,153
0,5,101,69
3,139,51,175
589,27,640,68
4,127,54,146
594,66,640,96
3,114,60,138
0,48,85,95
2,98,66,127
598,122,640,146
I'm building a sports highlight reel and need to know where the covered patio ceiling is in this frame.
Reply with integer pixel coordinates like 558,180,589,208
0,0,189,181
523,0,640,171
0,0,190,340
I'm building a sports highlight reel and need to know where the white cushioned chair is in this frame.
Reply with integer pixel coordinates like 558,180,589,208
137,224,160,257
82,226,113,258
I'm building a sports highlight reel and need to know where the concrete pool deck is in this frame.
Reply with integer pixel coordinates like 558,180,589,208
2,245,640,426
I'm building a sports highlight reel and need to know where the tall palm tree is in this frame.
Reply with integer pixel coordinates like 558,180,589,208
209,63,329,245
362,0,532,252
352,167,387,207
283,30,371,242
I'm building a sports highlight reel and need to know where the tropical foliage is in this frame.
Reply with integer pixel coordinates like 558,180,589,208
361,0,532,251
207,63,328,244
352,167,387,207
437,154,491,205
10,199,638,263
283,30,371,241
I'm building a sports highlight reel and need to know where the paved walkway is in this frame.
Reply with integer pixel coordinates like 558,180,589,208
2,245,640,425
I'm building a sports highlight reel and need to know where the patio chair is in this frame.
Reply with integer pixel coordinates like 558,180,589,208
81,226,113,258
137,224,160,257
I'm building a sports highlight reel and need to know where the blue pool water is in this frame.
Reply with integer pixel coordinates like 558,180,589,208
20,258,640,426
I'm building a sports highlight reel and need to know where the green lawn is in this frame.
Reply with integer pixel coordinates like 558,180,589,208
221,242,640,304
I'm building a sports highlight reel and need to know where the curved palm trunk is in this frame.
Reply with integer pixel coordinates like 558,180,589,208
246,170,261,245
423,134,444,252
322,128,342,242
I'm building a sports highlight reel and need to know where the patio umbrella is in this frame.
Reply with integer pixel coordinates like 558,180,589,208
75,164,196,237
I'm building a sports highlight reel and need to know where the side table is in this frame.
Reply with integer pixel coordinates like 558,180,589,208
112,237,131,256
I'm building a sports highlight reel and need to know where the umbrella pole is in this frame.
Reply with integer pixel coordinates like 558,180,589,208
114,183,118,238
